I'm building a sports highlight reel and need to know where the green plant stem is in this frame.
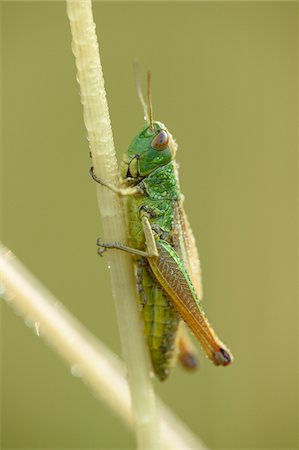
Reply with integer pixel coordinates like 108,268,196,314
66,1,159,448
0,243,207,450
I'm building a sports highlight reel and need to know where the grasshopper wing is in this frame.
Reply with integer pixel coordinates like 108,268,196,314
172,199,203,300
168,137,203,300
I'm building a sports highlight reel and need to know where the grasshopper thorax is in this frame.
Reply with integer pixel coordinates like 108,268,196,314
121,121,176,182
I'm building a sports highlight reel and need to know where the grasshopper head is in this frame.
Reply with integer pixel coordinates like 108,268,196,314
121,121,177,180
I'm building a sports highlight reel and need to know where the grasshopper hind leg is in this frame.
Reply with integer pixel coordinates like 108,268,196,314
177,323,199,371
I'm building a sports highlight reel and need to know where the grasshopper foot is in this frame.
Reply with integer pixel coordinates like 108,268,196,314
96,238,109,257
97,247,107,257
90,167,102,184
90,166,144,197
90,167,120,194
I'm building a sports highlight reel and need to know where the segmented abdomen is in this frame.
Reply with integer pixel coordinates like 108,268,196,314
137,261,180,381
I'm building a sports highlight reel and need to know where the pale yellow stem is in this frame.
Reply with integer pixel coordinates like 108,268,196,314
0,243,207,450
66,1,159,448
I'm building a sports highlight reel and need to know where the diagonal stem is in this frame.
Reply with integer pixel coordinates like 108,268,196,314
0,243,207,450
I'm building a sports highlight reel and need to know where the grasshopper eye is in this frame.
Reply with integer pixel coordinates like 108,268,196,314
151,130,169,151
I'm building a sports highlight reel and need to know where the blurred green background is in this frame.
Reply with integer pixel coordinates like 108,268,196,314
1,1,298,449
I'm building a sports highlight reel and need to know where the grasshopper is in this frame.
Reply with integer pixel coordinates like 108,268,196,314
91,73,233,381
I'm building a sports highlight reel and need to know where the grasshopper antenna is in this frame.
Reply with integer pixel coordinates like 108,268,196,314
133,60,148,122
147,71,154,131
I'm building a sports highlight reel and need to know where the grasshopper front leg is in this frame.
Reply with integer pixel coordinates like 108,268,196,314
90,167,143,197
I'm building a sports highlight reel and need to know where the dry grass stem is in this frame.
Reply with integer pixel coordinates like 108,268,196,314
0,243,207,450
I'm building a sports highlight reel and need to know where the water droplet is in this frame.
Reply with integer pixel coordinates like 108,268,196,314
71,364,83,378
34,322,41,336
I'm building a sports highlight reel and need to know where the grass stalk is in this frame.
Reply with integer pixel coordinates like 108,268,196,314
66,1,159,448
0,243,207,450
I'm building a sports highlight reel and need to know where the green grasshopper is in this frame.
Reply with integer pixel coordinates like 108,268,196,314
91,73,233,381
